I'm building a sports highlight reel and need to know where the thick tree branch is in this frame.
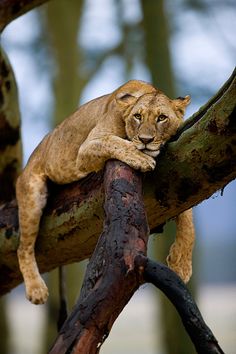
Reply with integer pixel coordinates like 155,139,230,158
50,160,149,353
0,0,48,32
49,160,224,354
0,69,235,296
175,67,236,137
144,259,224,354
0,46,22,202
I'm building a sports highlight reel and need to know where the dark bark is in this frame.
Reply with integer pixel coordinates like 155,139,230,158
0,47,22,202
0,0,48,32
144,259,224,354
49,160,149,353
49,160,224,354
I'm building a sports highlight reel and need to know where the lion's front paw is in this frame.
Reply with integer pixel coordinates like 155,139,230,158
139,154,156,172
26,278,49,305
124,151,156,172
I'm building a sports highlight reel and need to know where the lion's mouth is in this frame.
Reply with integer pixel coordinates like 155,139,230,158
142,149,160,157
134,141,163,158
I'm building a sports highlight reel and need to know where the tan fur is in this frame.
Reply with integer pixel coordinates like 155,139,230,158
16,80,193,304
167,209,195,283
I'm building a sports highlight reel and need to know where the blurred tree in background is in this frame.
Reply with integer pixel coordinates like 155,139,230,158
1,0,235,353
40,0,86,349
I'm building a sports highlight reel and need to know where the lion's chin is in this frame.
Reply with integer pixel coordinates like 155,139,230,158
142,149,160,157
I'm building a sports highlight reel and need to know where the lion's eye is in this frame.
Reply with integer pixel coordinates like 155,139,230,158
157,114,168,122
134,113,142,120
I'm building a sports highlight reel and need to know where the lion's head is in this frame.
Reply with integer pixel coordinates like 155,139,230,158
115,80,190,157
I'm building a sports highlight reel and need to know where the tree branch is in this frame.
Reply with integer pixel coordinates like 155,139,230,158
0,0,49,32
0,46,22,202
49,160,149,353
49,160,224,353
144,259,224,354
0,69,235,296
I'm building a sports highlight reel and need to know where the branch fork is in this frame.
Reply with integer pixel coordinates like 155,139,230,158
49,160,224,354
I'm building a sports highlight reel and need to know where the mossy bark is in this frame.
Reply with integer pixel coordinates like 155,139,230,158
0,46,22,354
0,69,235,296
0,47,22,202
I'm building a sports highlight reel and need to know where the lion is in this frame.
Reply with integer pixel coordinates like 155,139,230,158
16,80,194,304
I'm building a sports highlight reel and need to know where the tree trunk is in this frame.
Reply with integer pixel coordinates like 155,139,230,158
141,0,175,95
0,45,22,354
43,0,85,126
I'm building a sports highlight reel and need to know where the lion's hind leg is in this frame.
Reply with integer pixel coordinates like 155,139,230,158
16,171,49,304
166,209,195,283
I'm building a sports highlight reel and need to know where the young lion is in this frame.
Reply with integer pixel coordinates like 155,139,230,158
16,80,194,304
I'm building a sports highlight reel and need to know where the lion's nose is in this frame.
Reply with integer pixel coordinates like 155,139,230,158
139,135,154,144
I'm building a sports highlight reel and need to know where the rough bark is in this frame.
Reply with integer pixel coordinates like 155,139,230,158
0,33,23,354
0,68,235,296
49,160,224,354
49,160,149,353
0,0,48,32
0,47,22,202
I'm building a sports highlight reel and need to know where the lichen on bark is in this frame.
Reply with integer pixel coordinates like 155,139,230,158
0,69,235,296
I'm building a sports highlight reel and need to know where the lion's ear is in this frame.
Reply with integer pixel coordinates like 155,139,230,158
115,92,139,106
115,80,156,107
173,95,191,118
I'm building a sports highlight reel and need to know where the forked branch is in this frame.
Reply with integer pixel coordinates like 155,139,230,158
49,160,224,353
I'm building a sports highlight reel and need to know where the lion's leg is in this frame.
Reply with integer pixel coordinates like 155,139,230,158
76,135,156,175
16,172,48,304
166,209,195,283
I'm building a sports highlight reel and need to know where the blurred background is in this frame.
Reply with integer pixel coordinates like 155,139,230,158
1,0,236,353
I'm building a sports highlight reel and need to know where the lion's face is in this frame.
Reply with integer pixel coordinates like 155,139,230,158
124,93,187,157
114,80,190,157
